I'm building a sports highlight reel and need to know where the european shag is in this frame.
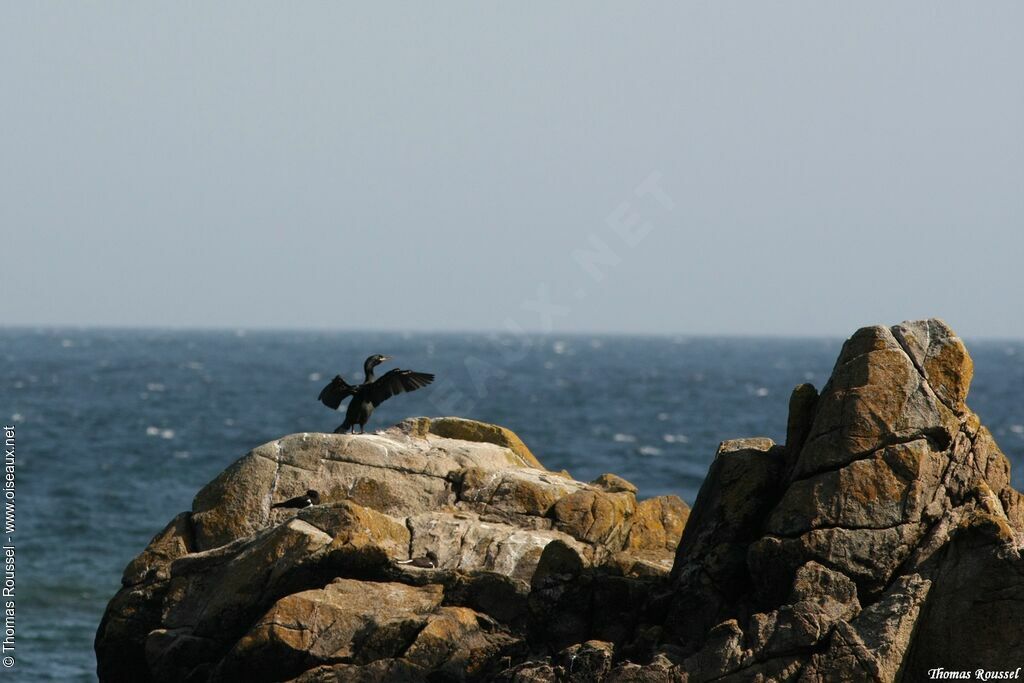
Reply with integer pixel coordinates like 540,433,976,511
272,489,320,509
318,354,434,434
396,550,439,568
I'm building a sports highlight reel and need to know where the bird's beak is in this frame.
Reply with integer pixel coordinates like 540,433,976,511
380,355,392,362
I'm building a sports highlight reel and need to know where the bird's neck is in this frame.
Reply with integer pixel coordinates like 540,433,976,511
363,363,377,383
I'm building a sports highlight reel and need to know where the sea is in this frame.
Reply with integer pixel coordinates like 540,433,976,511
3,328,1023,681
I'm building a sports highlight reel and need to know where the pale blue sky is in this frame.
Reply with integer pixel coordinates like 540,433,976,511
2,3,1022,337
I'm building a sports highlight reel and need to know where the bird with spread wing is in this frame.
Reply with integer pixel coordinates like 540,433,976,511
318,354,434,434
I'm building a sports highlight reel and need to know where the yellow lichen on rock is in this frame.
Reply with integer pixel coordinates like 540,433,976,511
427,416,546,470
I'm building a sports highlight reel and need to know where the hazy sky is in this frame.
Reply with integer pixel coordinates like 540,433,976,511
2,4,1022,337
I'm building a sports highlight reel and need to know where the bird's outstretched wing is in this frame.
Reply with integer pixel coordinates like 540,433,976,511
318,375,356,409
367,369,435,407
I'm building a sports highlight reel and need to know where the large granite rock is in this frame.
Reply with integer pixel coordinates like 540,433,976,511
96,417,686,682
97,321,1024,682
655,319,1024,681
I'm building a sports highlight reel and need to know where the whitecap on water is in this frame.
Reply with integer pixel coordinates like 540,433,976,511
1011,425,1024,435
553,341,567,355
61,339,74,348
146,426,160,436
173,451,191,459
613,433,637,443
11,413,23,422
308,373,322,382
146,383,165,392
638,446,663,456
160,429,175,440
663,434,689,444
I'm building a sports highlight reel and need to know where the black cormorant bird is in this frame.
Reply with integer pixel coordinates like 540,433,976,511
395,550,439,568
272,489,320,509
318,354,434,434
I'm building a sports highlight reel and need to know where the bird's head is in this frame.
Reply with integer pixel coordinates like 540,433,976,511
364,354,391,371
306,489,320,503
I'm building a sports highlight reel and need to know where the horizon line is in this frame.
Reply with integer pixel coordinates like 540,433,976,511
1,322,1022,344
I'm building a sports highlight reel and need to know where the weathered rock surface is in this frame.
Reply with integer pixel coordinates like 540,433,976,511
656,319,1024,682
97,321,1024,682
97,417,687,682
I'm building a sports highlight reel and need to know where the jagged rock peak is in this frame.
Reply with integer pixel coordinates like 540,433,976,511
663,318,1024,681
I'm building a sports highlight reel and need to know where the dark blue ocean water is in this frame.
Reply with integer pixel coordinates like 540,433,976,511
3,328,1023,681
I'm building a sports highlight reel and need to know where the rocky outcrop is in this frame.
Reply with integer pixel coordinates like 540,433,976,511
96,320,1024,682
96,417,687,682
657,319,1024,682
